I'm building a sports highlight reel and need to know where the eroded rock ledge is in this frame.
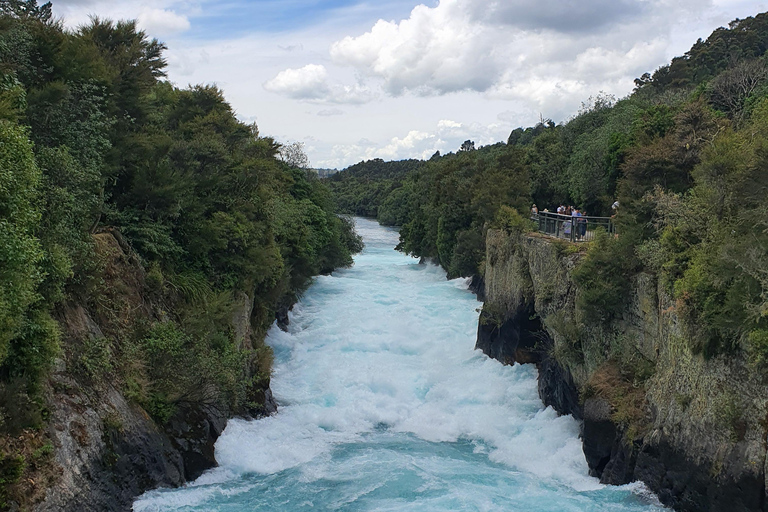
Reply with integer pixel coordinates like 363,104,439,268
476,229,768,512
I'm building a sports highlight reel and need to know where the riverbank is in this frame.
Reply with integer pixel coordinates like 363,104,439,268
476,228,767,512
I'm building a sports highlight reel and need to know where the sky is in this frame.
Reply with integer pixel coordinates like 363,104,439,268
52,0,768,169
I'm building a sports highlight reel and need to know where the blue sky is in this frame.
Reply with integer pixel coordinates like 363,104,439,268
182,0,419,38
53,0,768,169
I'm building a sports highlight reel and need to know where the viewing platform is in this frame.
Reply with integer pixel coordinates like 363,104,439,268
531,211,614,242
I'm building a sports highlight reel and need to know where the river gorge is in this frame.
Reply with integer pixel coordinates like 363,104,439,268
134,218,663,512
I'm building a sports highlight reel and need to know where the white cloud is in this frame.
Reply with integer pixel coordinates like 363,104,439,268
317,108,346,116
316,118,511,168
261,0,711,114
137,8,190,35
324,129,438,167
263,64,375,104
437,119,462,129
330,1,499,95
471,0,646,33
264,64,331,100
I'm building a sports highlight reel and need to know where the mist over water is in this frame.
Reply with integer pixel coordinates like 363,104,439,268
134,218,664,512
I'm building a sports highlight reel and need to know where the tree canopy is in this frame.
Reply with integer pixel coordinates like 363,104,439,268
0,8,362,500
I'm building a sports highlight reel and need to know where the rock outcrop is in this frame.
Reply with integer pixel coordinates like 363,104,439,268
33,232,277,512
477,228,768,512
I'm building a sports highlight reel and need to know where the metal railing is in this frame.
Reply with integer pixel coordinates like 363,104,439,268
531,211,615,242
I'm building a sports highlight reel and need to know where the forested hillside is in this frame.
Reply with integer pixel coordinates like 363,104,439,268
328,157,423,219
331,12,768,360
0,1,361,507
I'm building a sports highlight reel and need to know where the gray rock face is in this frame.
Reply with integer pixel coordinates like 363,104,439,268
475,303,545,365
32,232,278,512
37,300,276,512
39,372,185,512
479,229,768,512
581,397,619,478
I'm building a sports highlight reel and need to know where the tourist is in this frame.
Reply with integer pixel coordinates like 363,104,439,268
572,208,582,240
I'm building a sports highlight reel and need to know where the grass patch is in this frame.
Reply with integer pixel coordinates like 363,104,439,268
584,362,650,443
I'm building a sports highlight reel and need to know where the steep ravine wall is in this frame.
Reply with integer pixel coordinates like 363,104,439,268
33,232,277,512
477,229,768,512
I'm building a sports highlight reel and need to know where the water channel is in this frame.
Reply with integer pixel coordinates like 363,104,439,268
134,218,664,512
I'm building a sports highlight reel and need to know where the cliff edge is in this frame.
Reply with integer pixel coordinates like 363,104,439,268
31,231,276,512
477,228,768,512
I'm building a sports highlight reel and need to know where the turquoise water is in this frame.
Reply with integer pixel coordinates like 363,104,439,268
134,218,664,512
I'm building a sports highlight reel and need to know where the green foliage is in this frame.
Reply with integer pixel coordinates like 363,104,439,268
0,121,59,432
546,312,586,368
0,10,364,446
4,308,59,391
0,73,26,121
584,361,650,442
30,441,51,461
378,181,414,226
400,146,530,278
637,14,768,94
137,320,247,423
337,215,364,255
565,96,641,213
0,1,52,22
0,120,42,363
494,206,534,234
746,329,768,370
0,453,23,508
551,238,583,257
166,270,211,303
573,229,638,324
75,335,113,381
449,229,485,278
328,158,423,218
640,105,768,356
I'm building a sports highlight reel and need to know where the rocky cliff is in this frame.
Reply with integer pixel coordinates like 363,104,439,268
477,228,768,512
31,231,276,512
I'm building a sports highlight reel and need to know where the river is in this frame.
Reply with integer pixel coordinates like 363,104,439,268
134,217,664,512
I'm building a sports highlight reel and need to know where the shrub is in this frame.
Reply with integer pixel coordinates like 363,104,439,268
746,329,768,370
494,205,534,234
0,454,23,509
0,121,43,365
75,334,113,381
573,229,638,324
137,319,249,423
584,362,650,442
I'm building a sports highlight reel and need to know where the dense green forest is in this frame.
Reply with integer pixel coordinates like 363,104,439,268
328,158,423,219
0,0,361,502
331,12,768,358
